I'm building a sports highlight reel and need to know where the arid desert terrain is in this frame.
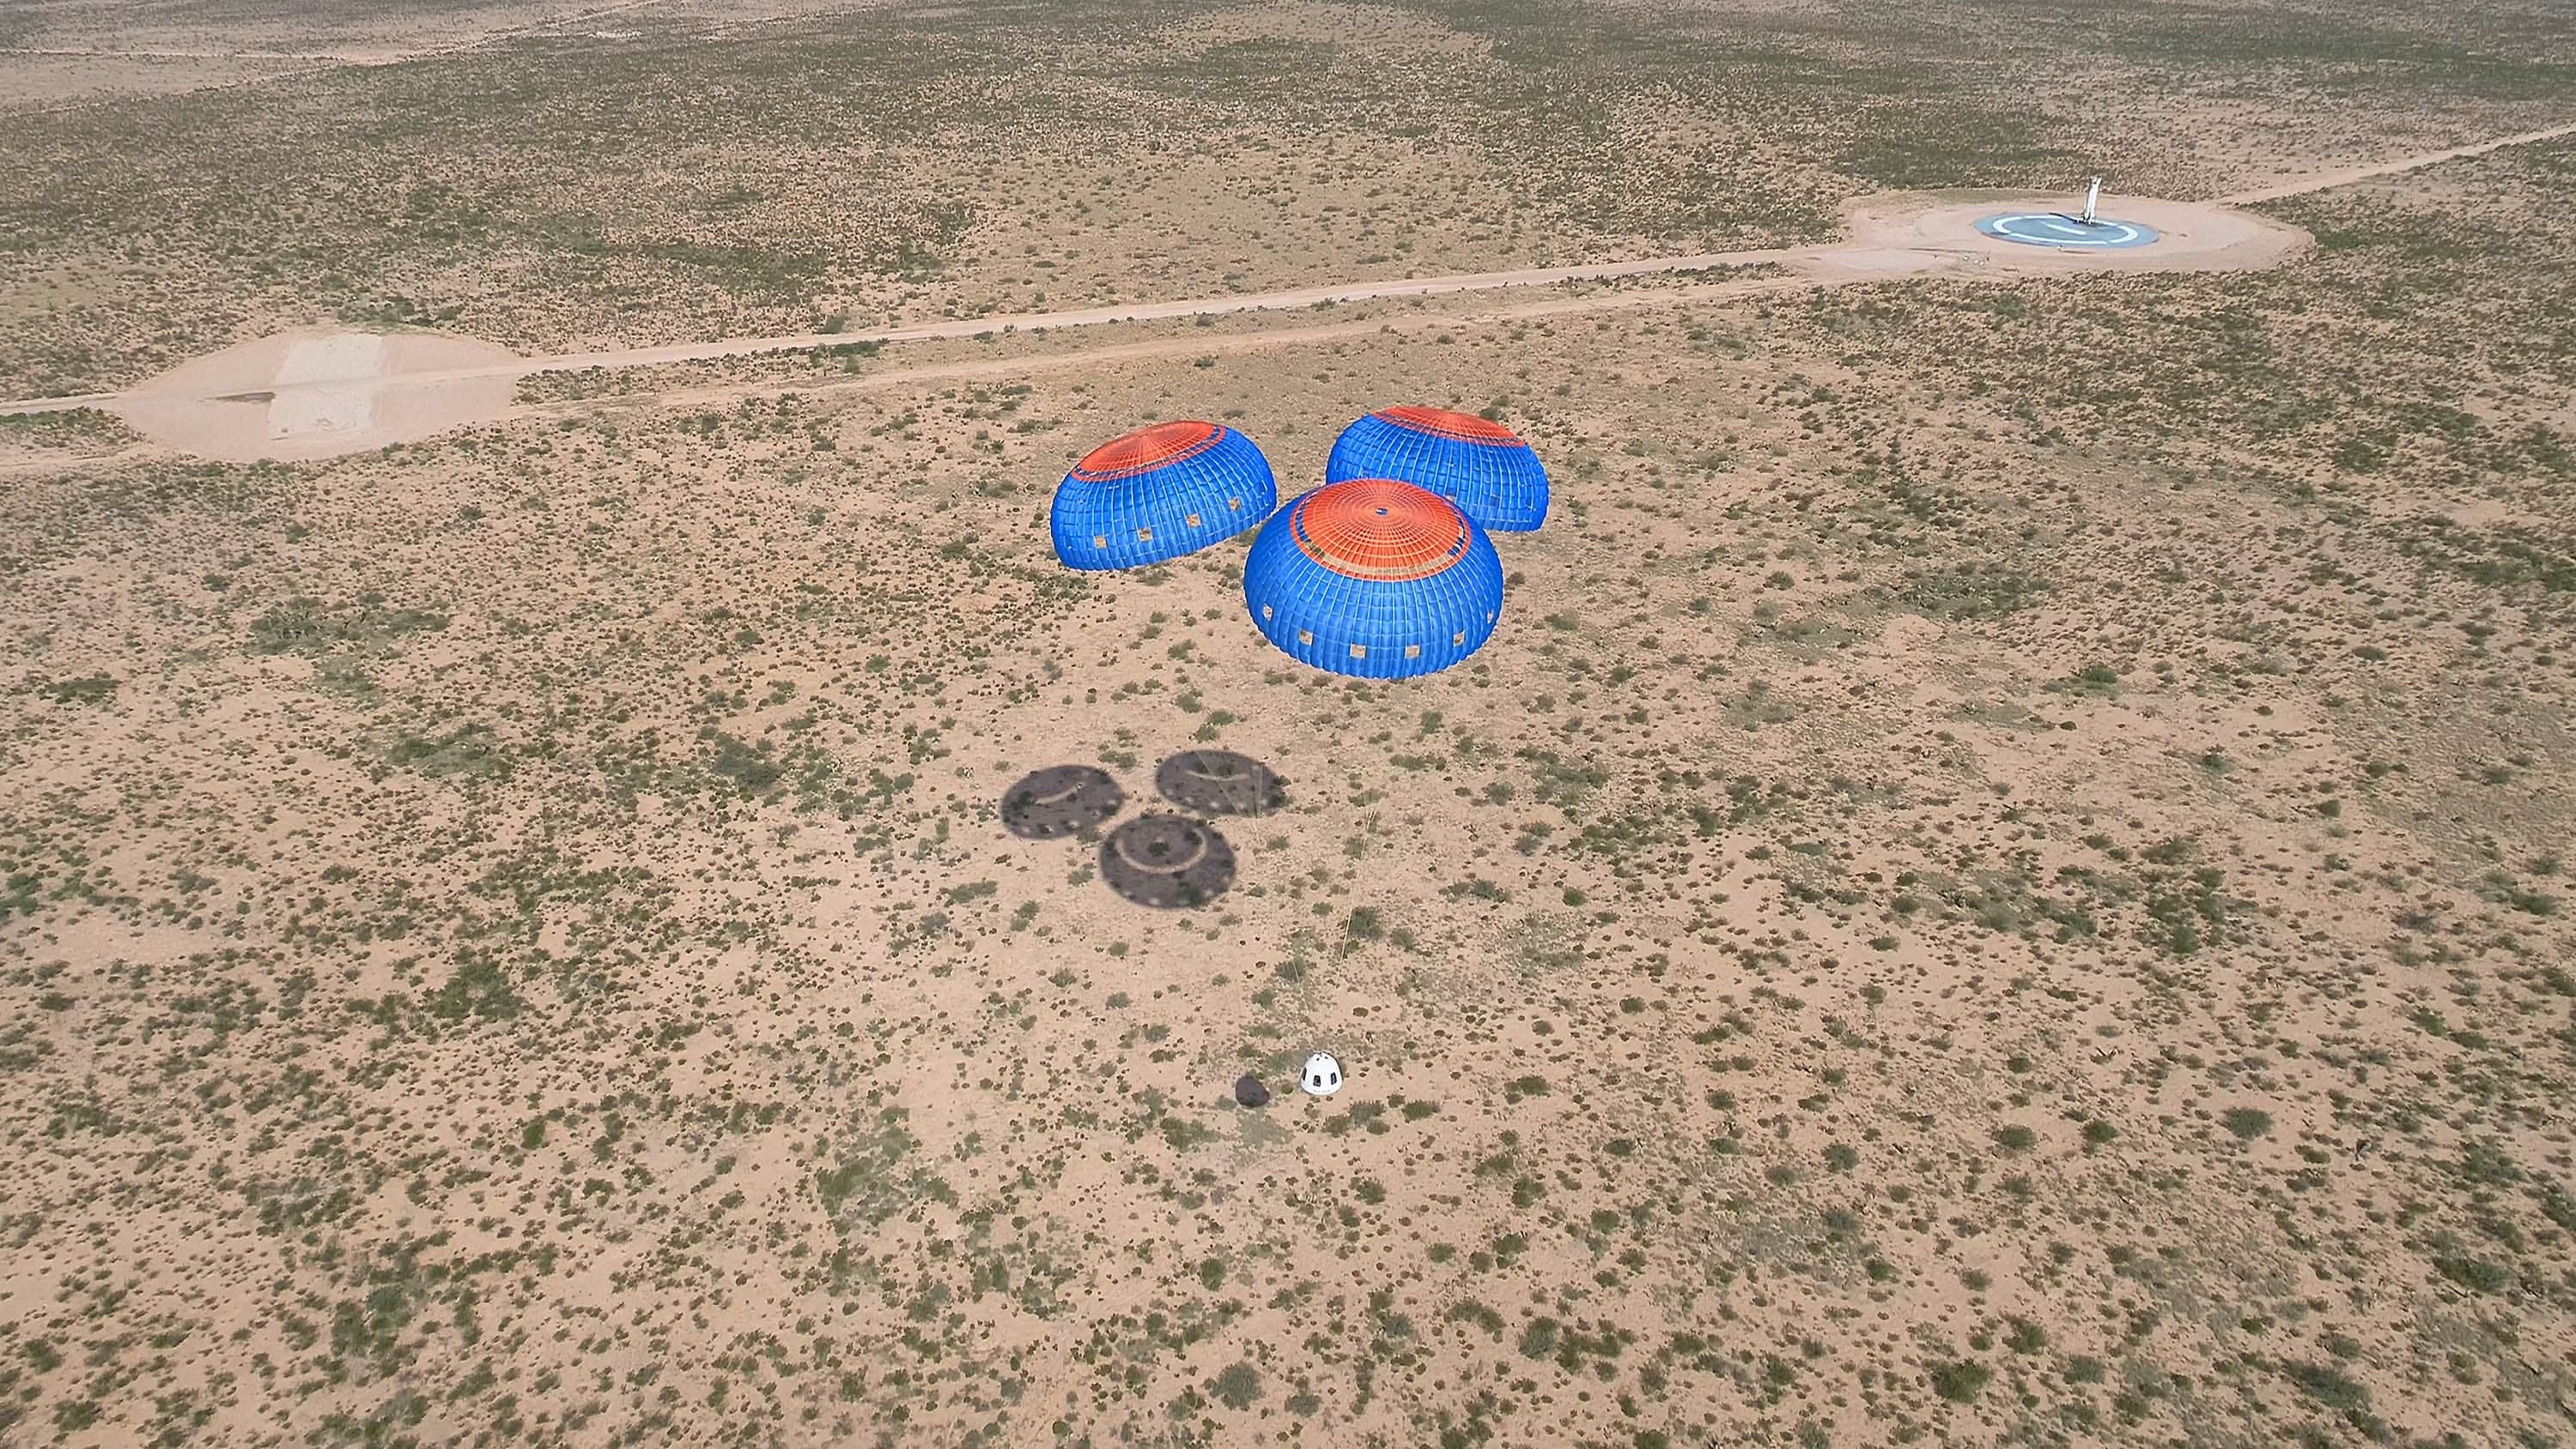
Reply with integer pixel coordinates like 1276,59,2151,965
3,1,2575,1446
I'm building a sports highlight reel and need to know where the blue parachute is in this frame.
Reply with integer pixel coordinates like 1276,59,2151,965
1325,406,1547,532
1051,421,1276,571
1242,477,1504,679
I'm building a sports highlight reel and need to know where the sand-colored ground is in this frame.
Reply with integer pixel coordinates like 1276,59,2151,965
0,179,2327,466
2219,118,2576,205
0,0,690,118
6,8,2576,1446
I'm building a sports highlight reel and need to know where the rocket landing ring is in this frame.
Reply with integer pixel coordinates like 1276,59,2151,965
1973,213,2162,249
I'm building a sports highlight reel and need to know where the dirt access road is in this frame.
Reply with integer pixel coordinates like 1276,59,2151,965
2,118,2566,464
2216,118,2576,204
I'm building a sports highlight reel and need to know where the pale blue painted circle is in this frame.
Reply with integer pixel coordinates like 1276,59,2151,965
1975,212,2160,249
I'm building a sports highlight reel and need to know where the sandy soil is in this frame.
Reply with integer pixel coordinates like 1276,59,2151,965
0,54,312,111
40,190,2307,466
6,85,2576,1446
0,0,680,69
0,0,906,115
0,0,692,117
2218,118,2576,204
28,115,2540,467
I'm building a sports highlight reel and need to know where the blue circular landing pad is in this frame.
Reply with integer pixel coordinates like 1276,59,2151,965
1976,212,2160,249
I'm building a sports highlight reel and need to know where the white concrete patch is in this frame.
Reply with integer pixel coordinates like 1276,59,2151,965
267,334,387,438
275,333,386,385
96,328,521,463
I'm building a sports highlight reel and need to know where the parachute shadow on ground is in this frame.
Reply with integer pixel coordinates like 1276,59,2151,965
1154,750,1285,816
999,765,1125,840
1099,814,1237,909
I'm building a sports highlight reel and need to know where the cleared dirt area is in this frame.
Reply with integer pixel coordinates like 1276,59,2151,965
1836,192,2306,278
3,184,2321,464
106,329,521,464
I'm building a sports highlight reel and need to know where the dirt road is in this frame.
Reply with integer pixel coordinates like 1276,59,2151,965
2,116,2565,463
2216,118,2576,205
377,116,2565,398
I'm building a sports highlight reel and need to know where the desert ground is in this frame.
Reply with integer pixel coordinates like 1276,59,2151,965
3,1,2575,1446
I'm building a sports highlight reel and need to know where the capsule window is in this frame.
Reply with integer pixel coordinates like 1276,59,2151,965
1349,644,1367,660
1300,1052,1343,1096
1185,512,1202,528
1297,628,1314,646
1404,644,1421,659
